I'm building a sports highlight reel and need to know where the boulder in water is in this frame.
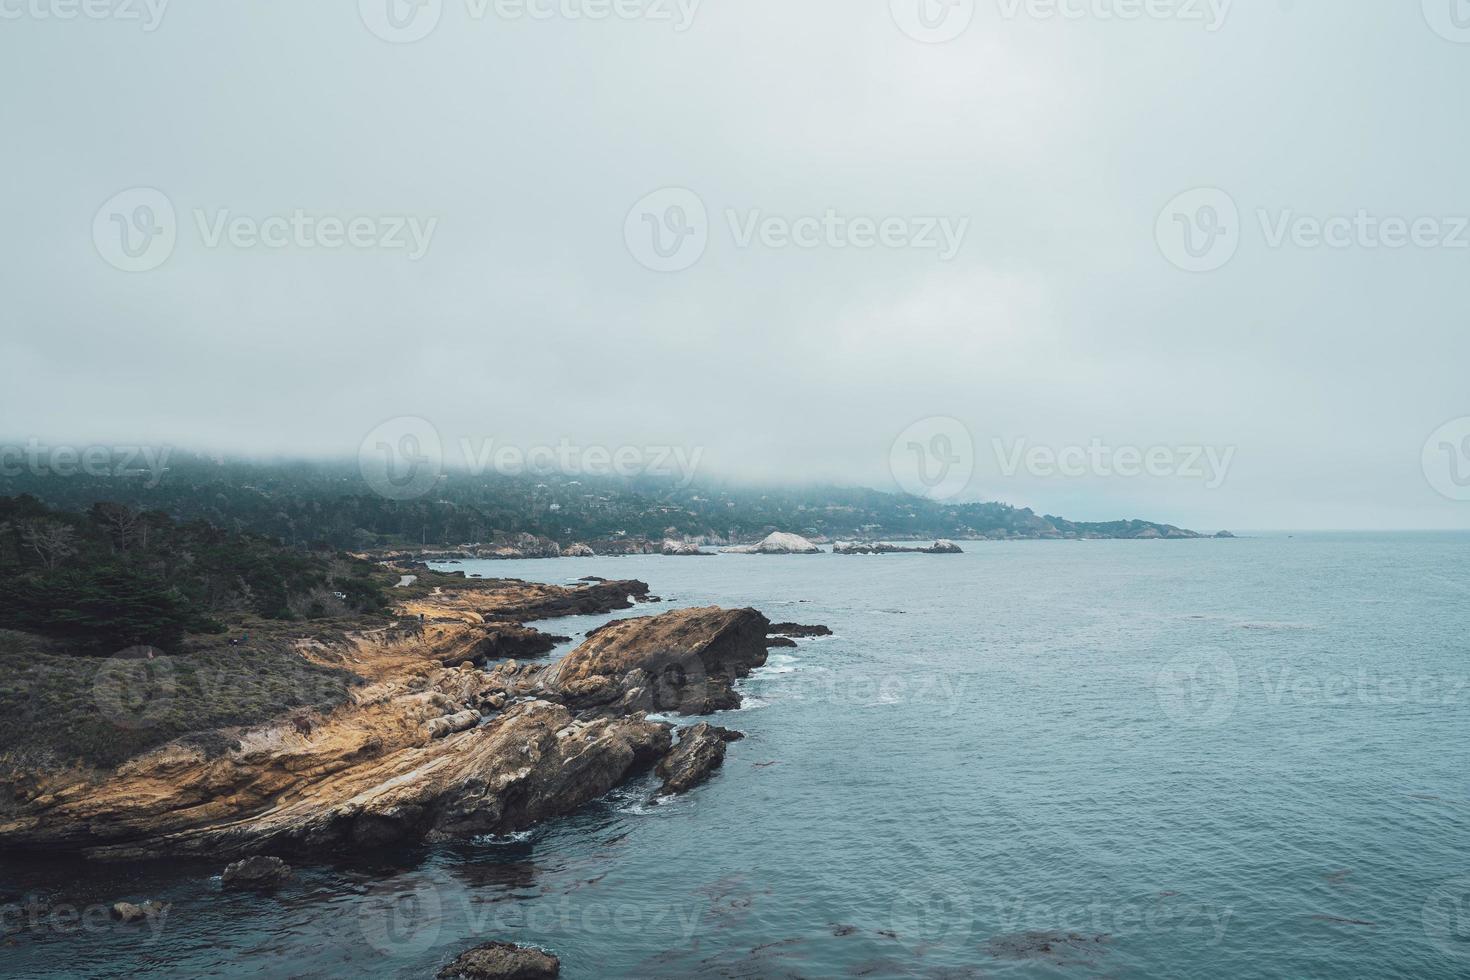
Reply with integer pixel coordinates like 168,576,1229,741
437,941,560,979
222,856,294,892
656,723,744,795
722,532,821,555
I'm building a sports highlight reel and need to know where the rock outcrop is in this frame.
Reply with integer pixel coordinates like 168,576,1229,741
537,607,772,714
110,901,169,924
0,580,756,863
438,941,560,979
721,532,821,555
656,723,743,795
768,623,833,639
834,540,963,555
661,539,708,556
221,856,294,892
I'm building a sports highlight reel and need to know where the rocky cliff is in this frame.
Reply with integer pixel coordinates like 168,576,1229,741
0,580,770,862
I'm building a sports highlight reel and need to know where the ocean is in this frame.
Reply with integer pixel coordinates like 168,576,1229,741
4,534,1468,978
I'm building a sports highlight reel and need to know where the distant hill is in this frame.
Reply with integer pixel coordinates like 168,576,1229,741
0,451,1200,552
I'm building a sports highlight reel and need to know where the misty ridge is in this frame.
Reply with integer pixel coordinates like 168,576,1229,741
0,446,1206,552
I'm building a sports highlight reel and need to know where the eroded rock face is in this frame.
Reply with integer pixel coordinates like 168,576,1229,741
438,941,560,979
656,723,743,795
540,607,771,714
221,856,293,892
0,584,753,862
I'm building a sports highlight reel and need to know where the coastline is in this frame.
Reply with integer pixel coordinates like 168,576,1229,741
0,570,809,864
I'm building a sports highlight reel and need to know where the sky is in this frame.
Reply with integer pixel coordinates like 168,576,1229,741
3,0,1470,530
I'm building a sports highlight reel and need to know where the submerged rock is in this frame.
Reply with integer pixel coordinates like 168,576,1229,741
221,856,294,892
656,723,744,795
437,940,560,979
767,622,832,638
110,901,170,924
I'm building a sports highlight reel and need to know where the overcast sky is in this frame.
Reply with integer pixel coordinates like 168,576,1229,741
4,1,1470,530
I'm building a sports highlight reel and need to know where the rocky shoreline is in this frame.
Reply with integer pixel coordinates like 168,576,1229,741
0,575,810,863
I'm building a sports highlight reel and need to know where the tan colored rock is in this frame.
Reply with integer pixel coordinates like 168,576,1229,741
541,607,770,714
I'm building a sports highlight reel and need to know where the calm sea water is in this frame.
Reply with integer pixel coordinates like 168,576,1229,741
4,534,1469,978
